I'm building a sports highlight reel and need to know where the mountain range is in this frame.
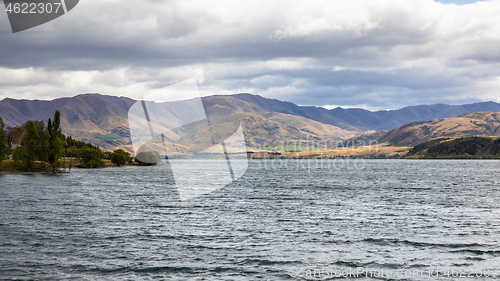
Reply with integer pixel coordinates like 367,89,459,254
1,93,499,153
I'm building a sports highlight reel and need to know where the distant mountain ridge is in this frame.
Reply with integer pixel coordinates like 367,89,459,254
1,93,499,151
231,94,500,131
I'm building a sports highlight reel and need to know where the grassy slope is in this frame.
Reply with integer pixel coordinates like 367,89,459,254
379,112,500,146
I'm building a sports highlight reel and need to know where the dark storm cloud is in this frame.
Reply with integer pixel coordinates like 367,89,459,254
0,0,499,109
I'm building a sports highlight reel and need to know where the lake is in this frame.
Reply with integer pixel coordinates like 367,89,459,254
1,159,500,280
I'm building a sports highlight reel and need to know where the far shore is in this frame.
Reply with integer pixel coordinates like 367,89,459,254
3,157,500,175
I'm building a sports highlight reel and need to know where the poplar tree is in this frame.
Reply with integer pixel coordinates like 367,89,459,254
47,110,65,172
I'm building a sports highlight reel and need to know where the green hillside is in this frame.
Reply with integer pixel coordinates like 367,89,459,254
407,137,500,159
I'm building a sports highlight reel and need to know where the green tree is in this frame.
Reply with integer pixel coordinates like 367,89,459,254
77,146,105,168
103,151,112,160
20,120,41,170
111,149,131,166
12,147,21,163
39,129,50,163
0,117,9,161
46,111,66,172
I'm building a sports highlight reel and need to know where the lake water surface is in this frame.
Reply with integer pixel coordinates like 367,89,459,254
1,159,500,280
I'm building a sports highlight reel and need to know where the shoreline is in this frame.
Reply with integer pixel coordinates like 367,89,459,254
3,158,500,174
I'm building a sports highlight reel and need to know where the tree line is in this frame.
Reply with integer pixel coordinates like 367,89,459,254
0,110,154,172
407,137,500,159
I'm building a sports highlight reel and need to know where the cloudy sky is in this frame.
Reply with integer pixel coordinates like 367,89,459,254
1,0,499,110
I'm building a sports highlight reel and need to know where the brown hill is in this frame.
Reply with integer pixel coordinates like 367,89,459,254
378,112,500,146
0,94,136,151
